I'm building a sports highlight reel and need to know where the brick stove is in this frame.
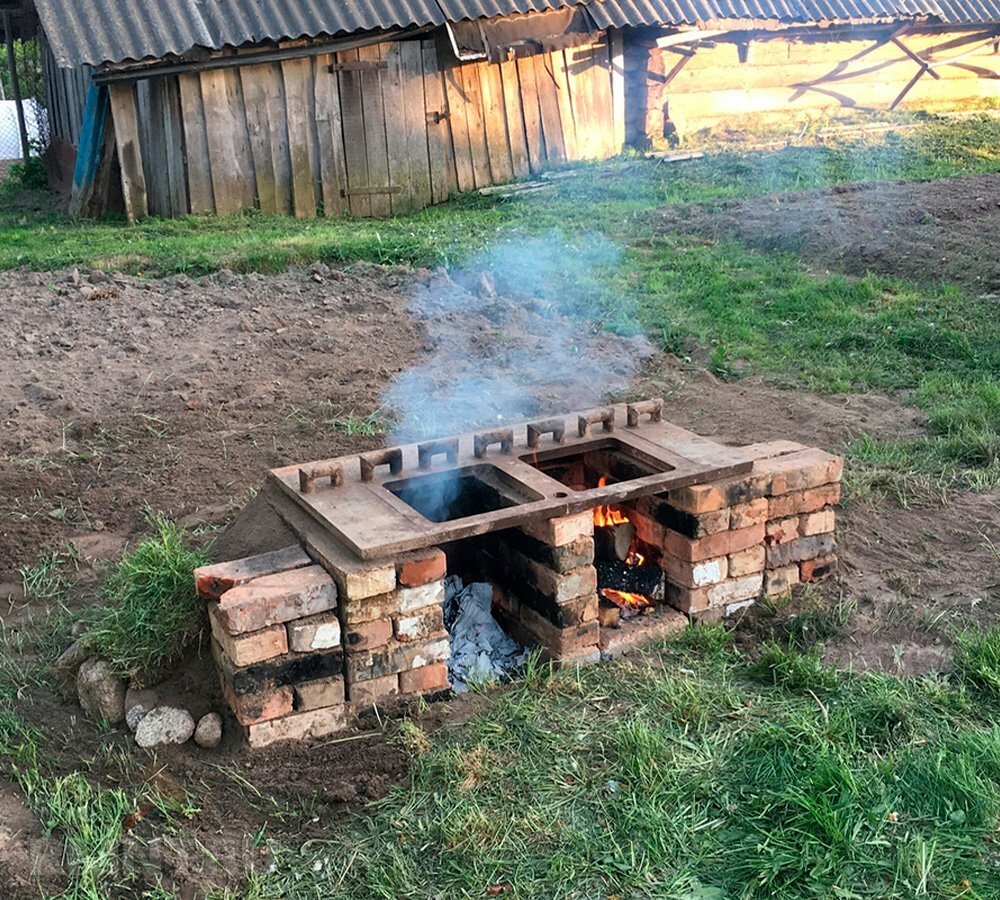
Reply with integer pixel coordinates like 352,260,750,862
194,400,842,746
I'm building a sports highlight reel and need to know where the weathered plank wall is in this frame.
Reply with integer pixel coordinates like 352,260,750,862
640,30,1000,142
39,32,91,145
126,34,622,218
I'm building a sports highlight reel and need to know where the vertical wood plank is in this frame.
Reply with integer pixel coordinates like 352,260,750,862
516,55,545,173
262,64,293,216
141,79,170,216
567,45,600,159
108,82,148,222
281,56,318,217
383,42,414,214
422,37,455,203
162,76,189,215
499,58,529,178
240,64,279,213
358,42,392,217
313,53,347,216
534,52,565,165
442,57,475,193
479,61,513,184
549,50,578,160
337,48,372,216
200,67,252,215
401,39,432,212
460,62,491,189
609,29,626,155
178,73,214,213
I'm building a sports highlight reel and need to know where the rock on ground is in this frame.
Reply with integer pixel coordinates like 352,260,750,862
124,687,160,732
194,712,223,749
134,707,195,748
76,658,126,724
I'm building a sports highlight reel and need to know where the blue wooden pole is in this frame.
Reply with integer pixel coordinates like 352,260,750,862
69,81,110,215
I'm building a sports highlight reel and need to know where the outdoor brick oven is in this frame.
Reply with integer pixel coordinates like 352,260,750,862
195,400,842,746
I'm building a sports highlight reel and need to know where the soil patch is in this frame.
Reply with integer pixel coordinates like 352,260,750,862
658,172,1000,293
1,252,997,894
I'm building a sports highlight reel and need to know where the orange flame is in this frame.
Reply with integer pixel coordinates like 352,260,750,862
593,476,630,527
601,588,655,613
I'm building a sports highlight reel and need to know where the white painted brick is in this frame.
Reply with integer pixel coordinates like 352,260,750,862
707,573,763,607
398,580,445,614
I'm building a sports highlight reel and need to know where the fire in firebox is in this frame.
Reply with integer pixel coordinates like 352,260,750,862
593,478,662,620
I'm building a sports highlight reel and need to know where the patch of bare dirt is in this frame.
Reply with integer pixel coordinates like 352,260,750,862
658,172,1000,292
0,250,997,894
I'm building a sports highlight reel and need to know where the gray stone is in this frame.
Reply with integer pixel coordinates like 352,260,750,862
134,707,195,748
76,658,126,724
124,687,159,733
193,713,223,749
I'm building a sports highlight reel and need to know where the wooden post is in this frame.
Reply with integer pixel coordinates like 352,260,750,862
108,82,149,221
3,11,31,162
69,81,111,216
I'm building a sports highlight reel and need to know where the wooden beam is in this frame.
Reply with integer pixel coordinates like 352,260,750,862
69,81,110,216
891,36,941,80
108,82,148,222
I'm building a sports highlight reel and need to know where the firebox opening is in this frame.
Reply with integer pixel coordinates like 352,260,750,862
520,437,673,491
385,465,541,523
593,497,665,625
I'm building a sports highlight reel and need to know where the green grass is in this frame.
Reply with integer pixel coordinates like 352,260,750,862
244,628,1000,899
84,514,209,685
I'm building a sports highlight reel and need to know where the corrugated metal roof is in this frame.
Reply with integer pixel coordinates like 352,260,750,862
33,0,1000,68
588,0,1000,24
34,0,446,67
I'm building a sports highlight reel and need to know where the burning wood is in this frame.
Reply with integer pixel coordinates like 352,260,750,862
600,588,655,618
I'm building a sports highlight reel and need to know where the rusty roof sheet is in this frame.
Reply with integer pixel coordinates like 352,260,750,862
33,0,1000,68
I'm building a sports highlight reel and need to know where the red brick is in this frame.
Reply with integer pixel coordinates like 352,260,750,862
399,662,450,695
194,545,311,600
757,450,843,497
765,517,800,546
219,677,294,726
768,484,841,519
662,554,728,588
287,611,342,652
398,580,445,613
520,512,593,546
341,590,402,626
345,637,450,682
343,618,393,652
767,533,836,569
394,605,446,643
209,608,288,667
246,705,349,748
730,498,769,530
801,554,839,583
215,566,337,634
765,564,800,596
350,673,399,706
397,549,447,587
517,606,600,655
665,524,765,563
800,509,836,537
729,545,766,577
294,677,346,711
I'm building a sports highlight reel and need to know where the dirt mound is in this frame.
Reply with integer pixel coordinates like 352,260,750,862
658,173,1000,292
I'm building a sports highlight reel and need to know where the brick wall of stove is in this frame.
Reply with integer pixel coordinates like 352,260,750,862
195,444,842,746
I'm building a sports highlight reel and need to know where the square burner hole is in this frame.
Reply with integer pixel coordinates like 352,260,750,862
520,437,672,491
385,465,542,523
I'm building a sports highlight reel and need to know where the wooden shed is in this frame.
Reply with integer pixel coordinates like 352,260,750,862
26,0,1000,220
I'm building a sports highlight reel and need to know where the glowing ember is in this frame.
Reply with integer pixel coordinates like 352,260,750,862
601,588,655,616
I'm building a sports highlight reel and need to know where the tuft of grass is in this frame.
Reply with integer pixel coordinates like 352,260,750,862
953,624,1000,700
86,514,209,684
18,549,74,602
748,642,840,692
